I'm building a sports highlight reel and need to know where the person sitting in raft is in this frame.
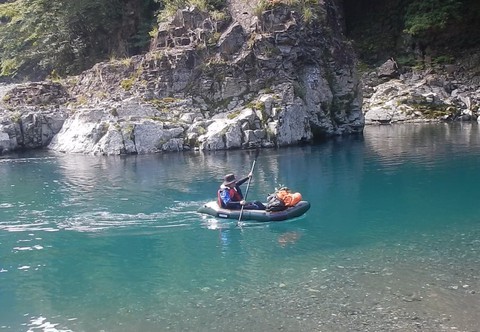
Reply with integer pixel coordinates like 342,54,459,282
218,173,266,210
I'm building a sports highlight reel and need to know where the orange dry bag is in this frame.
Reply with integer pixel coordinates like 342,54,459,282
276,189,302,207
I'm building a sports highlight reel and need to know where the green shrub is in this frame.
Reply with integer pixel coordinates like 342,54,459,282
120,77,135,91
0,0,159,80
227,110,240,119
404,0,462,37
158,0,227,22
433,55,455,65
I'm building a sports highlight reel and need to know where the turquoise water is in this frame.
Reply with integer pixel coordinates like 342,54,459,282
1,123,480,331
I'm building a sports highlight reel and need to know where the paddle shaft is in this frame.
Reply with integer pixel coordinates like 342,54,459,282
237,149,259,224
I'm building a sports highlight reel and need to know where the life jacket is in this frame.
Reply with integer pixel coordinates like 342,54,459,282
276,189,302,207
217,186,242,207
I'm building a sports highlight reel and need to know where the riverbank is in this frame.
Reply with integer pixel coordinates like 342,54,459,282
0,3,363,155
1,8,479,156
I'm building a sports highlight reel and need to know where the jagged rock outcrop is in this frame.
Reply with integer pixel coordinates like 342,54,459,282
362,56,480,124
0,105,68,154
0,0,363,155
0,82,69,154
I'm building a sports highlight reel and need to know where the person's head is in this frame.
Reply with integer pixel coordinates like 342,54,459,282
223,173,236,187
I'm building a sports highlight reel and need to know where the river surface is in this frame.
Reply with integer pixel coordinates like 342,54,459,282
1,123,480,331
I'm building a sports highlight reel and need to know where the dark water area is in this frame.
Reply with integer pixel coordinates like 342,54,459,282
1,123,479,331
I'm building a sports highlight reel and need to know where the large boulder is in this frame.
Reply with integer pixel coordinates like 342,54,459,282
0,107,67,154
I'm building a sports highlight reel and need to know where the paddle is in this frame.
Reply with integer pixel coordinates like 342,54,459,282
237,148,260,227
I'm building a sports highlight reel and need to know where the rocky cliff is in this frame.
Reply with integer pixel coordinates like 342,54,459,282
361,54,480,124
0,0,363,155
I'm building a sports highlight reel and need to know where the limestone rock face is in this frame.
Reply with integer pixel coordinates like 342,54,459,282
48,103,189,155
0,1,364,155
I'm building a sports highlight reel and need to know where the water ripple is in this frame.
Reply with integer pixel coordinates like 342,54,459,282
26,315,73,332
0,220,59,232
57,201,202,233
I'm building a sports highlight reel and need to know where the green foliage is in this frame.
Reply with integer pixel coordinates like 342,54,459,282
302,6,314,24
121,78,135,91
10,112,22,123
1,58,18,77
246,101,266,112
411,103,456,118
253,0,270,17
395,54,417,67
227,110,241,119
157,0,227,22
254,0,322,23
149,26,159,38
124,123,135,140
403,0,462,37
0,0,159,80
47,70,62,83
0,0,111,79
206,32,222,47
149,97,179,112
433,54,454,65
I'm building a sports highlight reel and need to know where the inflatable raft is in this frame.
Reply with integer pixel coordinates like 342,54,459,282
198,200,311,222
